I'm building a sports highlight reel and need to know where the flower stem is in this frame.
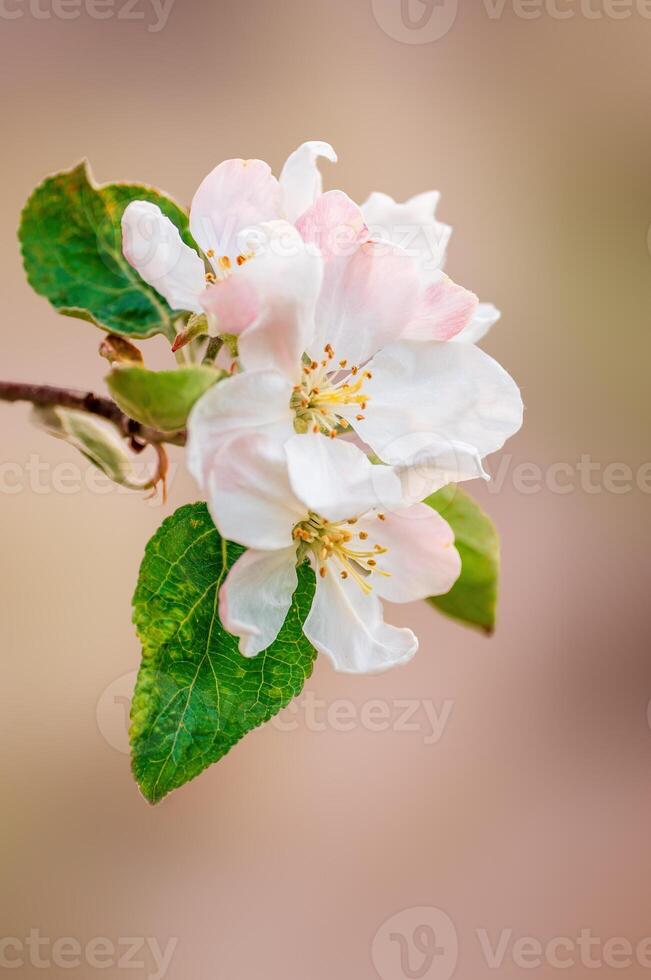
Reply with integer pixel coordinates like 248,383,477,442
202,336,223,366
0,380,187,447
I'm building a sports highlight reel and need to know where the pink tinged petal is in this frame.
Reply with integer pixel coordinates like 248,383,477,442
309,240,422,366
219,546,299,657
204,433,305,551
121,201,206,313
279,140,338,224
303,572,417,674
452,302,501,345
402,272,478,342
353,339,523,470
354,504,461,604
285,434,404,524
295,190,368,259
219,221,323,381
199,274,259,335
189,158,282,260
186,371,295,487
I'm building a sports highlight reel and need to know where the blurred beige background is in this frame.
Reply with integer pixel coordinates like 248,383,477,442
1,1,650,978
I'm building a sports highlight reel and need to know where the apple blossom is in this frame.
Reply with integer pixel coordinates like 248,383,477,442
202,431,461,673
187,192,522,497
120,140,483,362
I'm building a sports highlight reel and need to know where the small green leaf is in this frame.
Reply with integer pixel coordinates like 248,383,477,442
426,485,500,634
131,504,317,803
19,160,197,339
32,405,155,491
107,365,221,432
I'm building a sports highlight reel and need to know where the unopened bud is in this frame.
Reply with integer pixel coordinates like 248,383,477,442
171,313,209,353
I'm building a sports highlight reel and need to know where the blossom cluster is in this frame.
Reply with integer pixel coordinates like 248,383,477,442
121,141,523,673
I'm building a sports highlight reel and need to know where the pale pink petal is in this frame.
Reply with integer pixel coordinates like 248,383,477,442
234,222,323,381
303,572,417,674
279,140,337,223
219,546,299,657
200,275,259,335
189,158,282,260
121,201,206,313
402,272,478,342
296,190,368,259
308,239,422,366
354,504,461,604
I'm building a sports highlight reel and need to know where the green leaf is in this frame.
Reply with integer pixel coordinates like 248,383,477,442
19,160,198,339
426,485,500,634
32,405,156,492
131,504,317,804
107,365,221,433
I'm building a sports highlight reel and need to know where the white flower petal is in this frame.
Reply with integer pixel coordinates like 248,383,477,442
121,201,206,313
189,158,282,259
452,302,501,345
219,546,299,657
285,434,404,523
354,504,461,604
303,571,417,674
361,190,452,275
279,140,338,223
205,433,305,551
186,371,295,488
353,340,523,466
390,434,489,501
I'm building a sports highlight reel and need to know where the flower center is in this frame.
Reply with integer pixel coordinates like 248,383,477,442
291,345,372,437
292,512,389,593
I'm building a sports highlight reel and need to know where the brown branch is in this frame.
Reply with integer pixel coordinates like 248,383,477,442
0,381,186,447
